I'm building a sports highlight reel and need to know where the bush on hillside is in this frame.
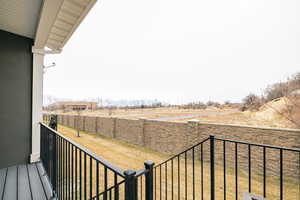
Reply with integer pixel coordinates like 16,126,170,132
241,93,263,111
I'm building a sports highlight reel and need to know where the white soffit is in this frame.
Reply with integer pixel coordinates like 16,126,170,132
0,0,43,38
35,0,97,50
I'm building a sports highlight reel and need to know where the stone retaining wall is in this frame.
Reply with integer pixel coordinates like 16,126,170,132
43,114,300,180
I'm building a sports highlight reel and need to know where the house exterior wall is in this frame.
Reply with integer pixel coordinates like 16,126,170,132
0,30,33,168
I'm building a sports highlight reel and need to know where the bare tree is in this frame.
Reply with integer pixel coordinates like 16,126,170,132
241,93,262,111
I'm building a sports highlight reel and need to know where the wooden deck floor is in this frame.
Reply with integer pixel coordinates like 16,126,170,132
0,162,56,200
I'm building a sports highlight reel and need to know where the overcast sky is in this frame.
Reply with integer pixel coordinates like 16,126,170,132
44,0,300,104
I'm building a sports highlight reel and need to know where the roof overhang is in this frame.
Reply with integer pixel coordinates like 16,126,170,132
34,0,97,51
0,0,97,52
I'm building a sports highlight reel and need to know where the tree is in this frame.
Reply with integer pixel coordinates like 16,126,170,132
242,93,262,111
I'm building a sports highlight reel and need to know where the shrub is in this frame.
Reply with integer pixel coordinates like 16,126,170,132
242,93,262,111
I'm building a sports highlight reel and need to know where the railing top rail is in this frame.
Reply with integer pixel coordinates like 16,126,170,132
154,137,210,168
135,168,149,178
40,123,126,177
215,137,300,152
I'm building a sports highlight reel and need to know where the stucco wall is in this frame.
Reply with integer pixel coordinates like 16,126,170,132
0,30,33,168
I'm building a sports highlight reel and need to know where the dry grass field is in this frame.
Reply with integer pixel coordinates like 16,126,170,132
54,124,299,199
50,107,227,120
172,111,294,128
47,105,295,129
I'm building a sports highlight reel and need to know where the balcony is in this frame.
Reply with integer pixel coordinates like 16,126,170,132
0,2,299,199
7,123,293,200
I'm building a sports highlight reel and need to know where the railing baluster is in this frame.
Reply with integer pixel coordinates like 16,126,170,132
90,157,93,200
80,150,82,200
114,172,119,200
235,142,238,200
104,167,108,200
75,147,78,200
72,144,74,200
84,153,87,200
141,176,143,200
192,147,195,200
96,162,99,200
64,139,67,200
210,135,215,200
248,144,251,193
154,168,157,200
178,156,180,200
57,136,59,199
185,151,187,200
200,143,203,200
68,142,71,199
56,135,58,198
223,141,226,200
61,136,63,199
263,146,266,198
165,163,167,200
280,149,283,200
54,133,57,197
159,165,162,200
56,136,59,198
171,159,173,200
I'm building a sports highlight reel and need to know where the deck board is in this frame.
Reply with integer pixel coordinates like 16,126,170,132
0,162,55,200
3,166,17,200
27,163,47,200
0,168,7,199
18,165,32,200
36,162,53,200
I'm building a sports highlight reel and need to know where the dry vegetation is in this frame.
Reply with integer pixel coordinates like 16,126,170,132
47,107,231,120
47,104,298,129
54,124,299,199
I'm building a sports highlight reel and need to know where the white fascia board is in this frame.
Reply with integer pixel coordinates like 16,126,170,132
32,46,62,54
34,0,64,49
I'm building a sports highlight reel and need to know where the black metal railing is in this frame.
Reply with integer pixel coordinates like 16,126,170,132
40,123,155,200
153,135,300,200
214,137,300,200
41,121,300,200
153,137,211,200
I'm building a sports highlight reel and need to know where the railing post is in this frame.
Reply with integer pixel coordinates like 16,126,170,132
144,161,155,200
124,169,137,200
210,135,215,200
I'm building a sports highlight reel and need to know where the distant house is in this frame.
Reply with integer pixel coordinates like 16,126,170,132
47,101,98,111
